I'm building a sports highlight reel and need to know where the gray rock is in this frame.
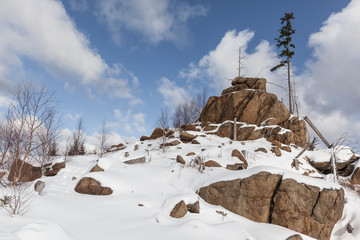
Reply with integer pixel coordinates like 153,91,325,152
34,180,45,195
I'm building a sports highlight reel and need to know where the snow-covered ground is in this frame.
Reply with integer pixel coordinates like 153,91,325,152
1,132,360,240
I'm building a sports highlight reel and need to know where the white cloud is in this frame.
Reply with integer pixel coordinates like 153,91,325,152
0,0,137,100
298,0,360,141
179,29,286,98
157,77,190,107
96,0,208,45
114,109,147,134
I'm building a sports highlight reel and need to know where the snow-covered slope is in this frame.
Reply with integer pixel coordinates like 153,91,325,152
1,132,359,240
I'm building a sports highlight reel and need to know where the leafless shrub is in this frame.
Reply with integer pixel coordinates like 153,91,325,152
0,183,34,215
157,107,170,153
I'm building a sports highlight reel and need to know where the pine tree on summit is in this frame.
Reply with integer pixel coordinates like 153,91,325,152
271,12,295,114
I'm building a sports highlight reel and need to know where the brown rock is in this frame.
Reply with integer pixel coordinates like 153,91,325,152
140,135,149,141
215,122,262,141
170,200,187,218
255,147,267,153
226,163,246,170
187,201,200,214
271,147,282,157
286,235,303,240
166,130,175,137
124,156,146,165
74,177,113,195
199,90,290,126
89,164,104,172
181,124,197,131
124,152,130,158
180,132,196,142
308,151,357,173
280,116,310,148
191,139,200,144
134,144,139,151
203,125,217,131
198,172,282,223
351,167,360,184
44,162,66,176
176,155,185,165
8,159,42,183
149,128,165,140
272,179,344,240
186,152,196,156
168,140,181,146
204,160,222,168
281,145,292,152
231,76,267,89
232,149,248,168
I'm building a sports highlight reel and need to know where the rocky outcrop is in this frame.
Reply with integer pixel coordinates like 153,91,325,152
200,90,290,126
107,143,126,152
213,120,309,147
75,177,113,195
199,76,310,147
198,171,344,240
8,160,42,183
44,162,66,176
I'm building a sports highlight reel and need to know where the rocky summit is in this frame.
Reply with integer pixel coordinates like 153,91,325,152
199,76,310,147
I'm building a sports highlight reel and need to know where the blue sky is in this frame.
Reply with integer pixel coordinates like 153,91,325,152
1,0,360,146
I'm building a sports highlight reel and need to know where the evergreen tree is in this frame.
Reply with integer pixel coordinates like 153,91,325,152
271,12,295,114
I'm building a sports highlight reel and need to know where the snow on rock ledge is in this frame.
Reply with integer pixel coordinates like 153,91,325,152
198,168,344,240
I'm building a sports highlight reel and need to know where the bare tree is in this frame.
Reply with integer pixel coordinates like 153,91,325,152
7,82,57,186
34,104,60,173
98,120,109,158
69,118,86,156
172,105,182,129
157,107,170,152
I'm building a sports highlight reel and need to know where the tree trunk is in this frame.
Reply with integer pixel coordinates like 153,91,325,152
287,42,293,114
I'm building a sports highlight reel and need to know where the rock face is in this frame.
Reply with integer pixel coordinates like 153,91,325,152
199,76,310,147
272,179,344,240
75,177,113,195
351,167,360,184
8,160,42,183
200,90,290,126
124,157,146,165
198,171,344,240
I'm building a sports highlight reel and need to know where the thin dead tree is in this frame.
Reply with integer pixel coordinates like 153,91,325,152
172,105,182,129
98,120,109,158
157,107,170,152
69,118,86,156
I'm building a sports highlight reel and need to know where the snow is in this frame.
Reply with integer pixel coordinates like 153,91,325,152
1,130,359,240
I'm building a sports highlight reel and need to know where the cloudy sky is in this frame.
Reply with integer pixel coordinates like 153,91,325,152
0,0,359,146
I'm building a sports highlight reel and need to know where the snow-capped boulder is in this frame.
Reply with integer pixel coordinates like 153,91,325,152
221,77,267,95
198,170,344,240
180,131,196,142
44,162,66,176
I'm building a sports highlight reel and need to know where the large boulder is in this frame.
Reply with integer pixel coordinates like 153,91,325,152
170,200,187,218
180,132,196,142
199,90,290,126
8,160,42,183
74,177,113,195
198,172,282,223
198,171,344,240
272,179,344,240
